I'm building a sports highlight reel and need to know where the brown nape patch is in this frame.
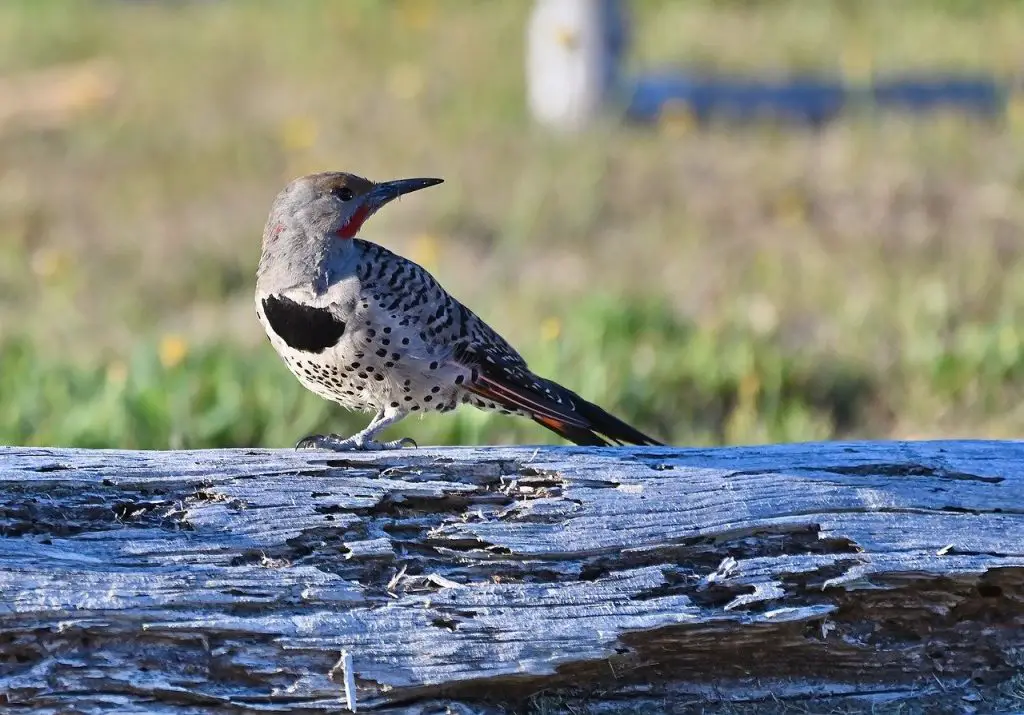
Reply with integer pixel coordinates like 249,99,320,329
311,171,376,199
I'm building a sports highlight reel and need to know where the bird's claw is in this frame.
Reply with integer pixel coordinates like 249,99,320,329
295,434,339,450
295,434,418,451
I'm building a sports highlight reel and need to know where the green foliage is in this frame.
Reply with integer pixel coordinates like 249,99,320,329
6,291,1024,449
0,296,850,448
3,1,1024,448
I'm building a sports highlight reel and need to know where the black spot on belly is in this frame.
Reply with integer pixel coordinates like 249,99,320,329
262,295,346,353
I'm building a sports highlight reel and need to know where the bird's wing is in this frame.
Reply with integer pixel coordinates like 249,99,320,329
385,269,599,432
452,340,595,431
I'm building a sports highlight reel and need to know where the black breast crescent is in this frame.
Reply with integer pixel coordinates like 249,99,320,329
262,295,346,353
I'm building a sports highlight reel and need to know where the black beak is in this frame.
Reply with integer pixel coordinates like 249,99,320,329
366,177,444,209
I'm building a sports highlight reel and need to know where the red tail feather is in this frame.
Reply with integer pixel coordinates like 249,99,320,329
465,372,662,447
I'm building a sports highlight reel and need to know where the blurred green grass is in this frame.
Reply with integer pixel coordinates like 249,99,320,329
3,0,1024,448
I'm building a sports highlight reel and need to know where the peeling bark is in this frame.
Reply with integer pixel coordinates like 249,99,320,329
0,441,1022,713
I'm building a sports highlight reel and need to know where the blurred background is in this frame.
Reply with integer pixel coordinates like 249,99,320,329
2,0,1023,450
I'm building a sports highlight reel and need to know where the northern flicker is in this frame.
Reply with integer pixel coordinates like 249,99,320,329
255,171,663,451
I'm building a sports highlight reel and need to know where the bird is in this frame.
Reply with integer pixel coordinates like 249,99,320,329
255,171,663,451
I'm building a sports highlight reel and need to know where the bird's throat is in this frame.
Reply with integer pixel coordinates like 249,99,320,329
336,206,371,239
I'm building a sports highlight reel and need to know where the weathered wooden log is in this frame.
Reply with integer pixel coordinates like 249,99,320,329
1,441,1022,713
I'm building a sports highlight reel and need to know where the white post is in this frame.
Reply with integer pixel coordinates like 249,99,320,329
525,0,628,131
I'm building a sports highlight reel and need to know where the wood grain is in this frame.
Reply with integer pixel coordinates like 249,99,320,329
1,441,1022,713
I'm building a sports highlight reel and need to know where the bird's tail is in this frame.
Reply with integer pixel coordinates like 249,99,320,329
530,380,663,447
466,371,663,447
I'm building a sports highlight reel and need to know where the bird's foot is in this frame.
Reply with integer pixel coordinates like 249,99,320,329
295,434,418,451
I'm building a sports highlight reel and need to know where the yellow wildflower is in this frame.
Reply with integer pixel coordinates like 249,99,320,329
408,234,439,270
555,27,579,50
540,317,562,342
30,247,72,282
280,116,318,153
396,0,436,31
658,99,697,137
159,335,189,369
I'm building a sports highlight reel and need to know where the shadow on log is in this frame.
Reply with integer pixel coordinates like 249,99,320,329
1,441,1022,713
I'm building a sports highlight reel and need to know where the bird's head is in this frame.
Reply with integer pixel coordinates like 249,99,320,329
267,171,444,243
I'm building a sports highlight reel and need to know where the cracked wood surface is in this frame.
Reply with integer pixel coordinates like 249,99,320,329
0,440,1023,713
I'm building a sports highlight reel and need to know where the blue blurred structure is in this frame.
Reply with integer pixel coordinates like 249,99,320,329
627,72,1007,126
526,0,1008,131
871,74,1006,117
628,73,847,126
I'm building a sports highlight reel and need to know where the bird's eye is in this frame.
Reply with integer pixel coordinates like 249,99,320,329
332,186,354,201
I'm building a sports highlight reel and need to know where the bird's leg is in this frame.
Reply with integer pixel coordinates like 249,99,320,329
296,408,416,451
